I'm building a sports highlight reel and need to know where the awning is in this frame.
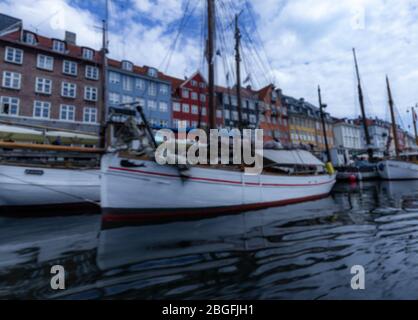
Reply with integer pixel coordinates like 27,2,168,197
0,124,44,142
260,149,325,166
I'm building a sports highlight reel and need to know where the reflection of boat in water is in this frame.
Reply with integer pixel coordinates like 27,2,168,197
0,215,100,299
379,180,418,208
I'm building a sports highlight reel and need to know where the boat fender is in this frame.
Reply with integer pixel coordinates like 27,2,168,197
325,162,335,175
120,160,145,168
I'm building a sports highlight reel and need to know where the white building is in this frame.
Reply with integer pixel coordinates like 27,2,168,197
333,119,363,150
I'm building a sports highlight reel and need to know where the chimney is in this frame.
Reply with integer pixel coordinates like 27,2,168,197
65,31,76,45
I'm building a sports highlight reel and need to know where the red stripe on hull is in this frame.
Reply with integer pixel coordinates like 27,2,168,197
102,192,331,223
108,166,335,187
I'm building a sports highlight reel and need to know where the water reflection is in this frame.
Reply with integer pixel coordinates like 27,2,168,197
1,180,418,299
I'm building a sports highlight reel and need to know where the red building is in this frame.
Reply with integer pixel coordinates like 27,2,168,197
257,84,290,144
0,14,103,135
163,71,223,129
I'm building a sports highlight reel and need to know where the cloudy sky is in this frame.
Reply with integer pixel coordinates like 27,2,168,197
1,0,417,132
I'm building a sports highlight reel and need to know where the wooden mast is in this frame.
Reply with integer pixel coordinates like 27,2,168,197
207,0,216,130
318,85,331,162
412,105,418,145
234,13,243,130
99,0,109,149
386,75,400,158
353,48,373,161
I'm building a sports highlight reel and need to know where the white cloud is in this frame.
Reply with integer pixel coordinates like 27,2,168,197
1,0,417,132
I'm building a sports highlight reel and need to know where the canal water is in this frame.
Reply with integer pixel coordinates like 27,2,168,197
1,180,418,299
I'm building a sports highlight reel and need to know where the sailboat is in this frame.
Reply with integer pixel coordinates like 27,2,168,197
0,127,102,213
100,1,336,222
335,49,379,181
378,76,418,180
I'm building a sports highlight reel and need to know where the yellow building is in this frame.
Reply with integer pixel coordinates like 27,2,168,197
283,96,334,151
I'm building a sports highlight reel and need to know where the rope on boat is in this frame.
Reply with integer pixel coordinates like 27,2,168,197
0,171,100,206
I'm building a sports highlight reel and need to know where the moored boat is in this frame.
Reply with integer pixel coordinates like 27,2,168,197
378,155,418,180
101,131,336,222
377,77,418,180
0,141,102,213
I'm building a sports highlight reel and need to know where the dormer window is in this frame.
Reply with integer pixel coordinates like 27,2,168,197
148,68,158,78
53,40,65,53
122,61,133,71
23,32,36,45
82,48,94,60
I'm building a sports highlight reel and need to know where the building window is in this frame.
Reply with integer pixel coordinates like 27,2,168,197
216,110,222,118
191,92,198,100
85,86,98,101
135,78,145,90
182,89,189,99
5,47,23,64
173,102,181,112
83,107,97,123
85,65,99,80
33,101,50,119
82,48,94,60
191,80,198,87
148,68,158,77
23,32,36,45
122,76,133,91
159,102,168,112
63,60,78,76
200,94,206,102
35,77,52,95
148,83,157,96
224,110,230,119
37,54,54,71
52,40,65,53
109,72,120,84
182,104,190,113
61,82,77,98
249,114,257,124
109,92,120,104
122,95,134,104
159,84,169,95
135,97,146,108
2,71,21,90
191,105,199,114
202,107,207,116
232,111,239,121
200,82,206,89
122,61,133,71
148,100,157,110
60,104,75,121
0,96,19,115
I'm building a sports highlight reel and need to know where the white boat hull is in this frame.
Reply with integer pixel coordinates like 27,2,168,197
378,160,418,180
101,153,336,221
0,164,101,209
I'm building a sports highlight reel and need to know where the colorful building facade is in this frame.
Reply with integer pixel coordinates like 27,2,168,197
0,15,103,134
107,59,171,128
257,85,290,145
